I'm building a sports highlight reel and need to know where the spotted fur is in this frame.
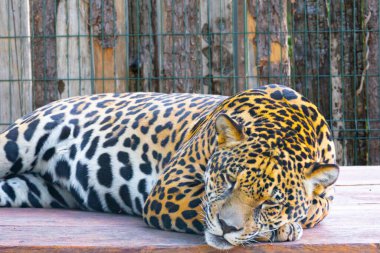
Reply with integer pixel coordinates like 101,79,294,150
0,85,338,249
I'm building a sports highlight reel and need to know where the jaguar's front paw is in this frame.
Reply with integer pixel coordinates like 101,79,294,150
275,222,303,242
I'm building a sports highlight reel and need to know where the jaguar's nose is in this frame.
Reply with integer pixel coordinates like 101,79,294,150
218,217,241,234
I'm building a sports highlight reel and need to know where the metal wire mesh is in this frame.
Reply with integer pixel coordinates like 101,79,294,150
0,0,379,165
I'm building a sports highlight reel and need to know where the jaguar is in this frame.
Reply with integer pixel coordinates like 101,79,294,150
0,84,338,249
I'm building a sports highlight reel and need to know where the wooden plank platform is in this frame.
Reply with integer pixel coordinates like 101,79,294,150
0,166,379,253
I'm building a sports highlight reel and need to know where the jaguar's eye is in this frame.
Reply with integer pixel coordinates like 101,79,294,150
226,174,236,184
263,199,277,206
261,199,278,209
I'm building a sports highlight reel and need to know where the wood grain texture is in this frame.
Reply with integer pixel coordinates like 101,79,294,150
161,0,200,93
56,0,92,98
0,0,32,132
0,166,379,253
30,0,58,108
199,0,234,95
249,0,290,86
367,0,380,165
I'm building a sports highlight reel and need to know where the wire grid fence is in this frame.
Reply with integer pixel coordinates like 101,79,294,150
0,0,379,165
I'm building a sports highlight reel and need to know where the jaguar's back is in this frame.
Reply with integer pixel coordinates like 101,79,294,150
0,92,224,214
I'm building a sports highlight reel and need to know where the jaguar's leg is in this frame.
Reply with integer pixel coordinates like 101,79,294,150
256,222,303,242
301,187,334,228
0,173,78,209
143,162,205,234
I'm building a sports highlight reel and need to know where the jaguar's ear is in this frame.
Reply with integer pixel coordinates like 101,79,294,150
215,114,244,146
304,163,339,196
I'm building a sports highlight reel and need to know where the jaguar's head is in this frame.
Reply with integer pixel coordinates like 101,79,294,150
203,114,339,249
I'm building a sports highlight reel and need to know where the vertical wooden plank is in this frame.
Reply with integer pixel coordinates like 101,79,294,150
93,44,115,93
250,0,290,86
367,0,380,165
0,0,32,132
128,0,157,92
329,1,366,165
291,0,330,116
161,0,200,93
91,0,117,93
57,0,134,95
246,0,258,89
236,0,255,91
153,0,163,92
330,1,347,165
351,1,367,165
343,1,365,165
114,0,128,93
30,0,58,108
91,0,129,93
199,0,234,95
56,0,92,99
340,2,356,165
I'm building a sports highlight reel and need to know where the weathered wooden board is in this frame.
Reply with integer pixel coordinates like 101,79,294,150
114,0,129,92
335,166,380,186
199,0,234,95
0,0,32,132
56,0,92,98
0,166,379,253
248,0,290,86
335,186,380,205
92,0,128,93
160,0,200,93
30,0,59,108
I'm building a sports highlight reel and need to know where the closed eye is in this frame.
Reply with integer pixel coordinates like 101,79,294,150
261,199,281,210
226,174,236,185
210,182,235,203
263,199,277,205
221,182,235,198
